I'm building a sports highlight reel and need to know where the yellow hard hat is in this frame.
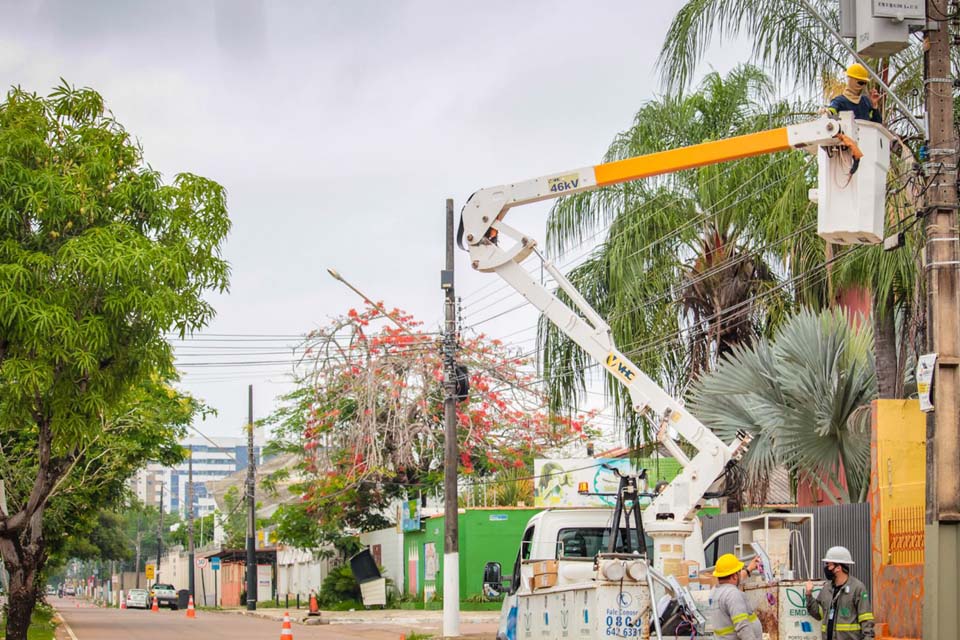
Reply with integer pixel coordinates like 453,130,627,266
713,553,745,578
846,63,870,82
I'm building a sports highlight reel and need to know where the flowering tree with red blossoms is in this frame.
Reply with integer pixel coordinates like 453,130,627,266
264,303,594,547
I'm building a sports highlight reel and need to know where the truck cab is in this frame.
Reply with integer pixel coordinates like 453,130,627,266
484,508,653,640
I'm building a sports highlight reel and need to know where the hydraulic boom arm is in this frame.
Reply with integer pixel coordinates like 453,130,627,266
460,115,864,568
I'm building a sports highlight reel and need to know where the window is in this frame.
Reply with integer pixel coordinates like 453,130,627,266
556,528,651,559
510,525,536,594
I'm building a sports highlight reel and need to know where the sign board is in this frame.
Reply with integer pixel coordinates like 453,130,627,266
400,498,421,532
210,557,221,571
256,564,272,602
196,557,208,569
918,353,937,412
534,458,683,508
872,0,924,19
145,564,155,580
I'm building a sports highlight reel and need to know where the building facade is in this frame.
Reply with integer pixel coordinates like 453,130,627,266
130,436,262,517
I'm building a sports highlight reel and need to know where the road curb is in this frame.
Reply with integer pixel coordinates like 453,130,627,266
205,607,498,626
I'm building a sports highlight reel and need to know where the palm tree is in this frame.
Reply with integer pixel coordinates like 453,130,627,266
688,308,876,505
539,66,822,438
658,0,956,399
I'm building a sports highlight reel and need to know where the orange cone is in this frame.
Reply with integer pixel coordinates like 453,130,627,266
186,594,196,618
308,591,320,616
279,611,293,639
120,590,126,610
151,596,159,612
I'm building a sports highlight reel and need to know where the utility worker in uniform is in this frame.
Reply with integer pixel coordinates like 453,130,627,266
826,63,883,124
805,546,875,640
710,553,763,640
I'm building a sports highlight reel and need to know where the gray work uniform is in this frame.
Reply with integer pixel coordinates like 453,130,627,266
710,583,762,640
805,575,875,640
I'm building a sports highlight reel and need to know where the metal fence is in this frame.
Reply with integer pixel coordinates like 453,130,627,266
888,505,925,565
699,502,872,582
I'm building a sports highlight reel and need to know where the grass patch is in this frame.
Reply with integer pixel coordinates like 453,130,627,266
0,603,57,640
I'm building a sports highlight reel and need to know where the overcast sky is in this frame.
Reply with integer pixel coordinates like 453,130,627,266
1,0,752,442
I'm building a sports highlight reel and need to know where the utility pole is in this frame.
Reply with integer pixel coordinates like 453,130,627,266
922,2,959,639
245,385,257,611
134,511,142,589
156,481,164,585
188,445,195,600
441,197,460,637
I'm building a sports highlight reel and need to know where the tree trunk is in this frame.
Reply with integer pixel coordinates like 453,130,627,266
0,418,61,640
0,508,46,640
874,295,899,398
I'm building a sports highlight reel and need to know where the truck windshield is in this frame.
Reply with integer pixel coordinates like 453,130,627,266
557,527,648,558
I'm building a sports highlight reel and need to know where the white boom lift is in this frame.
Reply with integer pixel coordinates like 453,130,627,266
461,113,892,638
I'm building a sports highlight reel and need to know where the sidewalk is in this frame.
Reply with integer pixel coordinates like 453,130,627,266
209,606,500,635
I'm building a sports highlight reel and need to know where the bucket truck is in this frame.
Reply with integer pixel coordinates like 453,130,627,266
462,112,892,639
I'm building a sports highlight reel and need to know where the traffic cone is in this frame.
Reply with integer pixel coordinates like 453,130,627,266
279,611,293,639
308,591,320,616
186,595,196,618
119,590,126,610
151,596,159,612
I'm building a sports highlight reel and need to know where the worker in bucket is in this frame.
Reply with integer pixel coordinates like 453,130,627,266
711,553,763,640
805,546,875,640
825,63,883,124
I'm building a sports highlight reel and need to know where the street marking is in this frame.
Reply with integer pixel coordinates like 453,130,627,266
60,615,80,640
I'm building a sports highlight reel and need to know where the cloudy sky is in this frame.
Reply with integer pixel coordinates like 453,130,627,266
1,0,751,441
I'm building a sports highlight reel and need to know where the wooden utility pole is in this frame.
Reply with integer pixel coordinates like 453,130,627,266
922,2,960,638
188,445,195,600
442,198,460,637
245,385,257,611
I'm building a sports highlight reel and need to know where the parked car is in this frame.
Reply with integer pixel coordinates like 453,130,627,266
45,585,57,596
148,583,178,609
64,586,76,596
125,588,149,609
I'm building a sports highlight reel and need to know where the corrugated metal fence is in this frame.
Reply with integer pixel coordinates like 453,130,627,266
699,503,872,582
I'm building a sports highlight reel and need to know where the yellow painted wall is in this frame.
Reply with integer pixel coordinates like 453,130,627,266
870,399,926,564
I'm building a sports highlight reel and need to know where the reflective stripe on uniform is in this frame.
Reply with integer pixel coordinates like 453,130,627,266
821,623,862,632
715,614,758,637
858,612,874,622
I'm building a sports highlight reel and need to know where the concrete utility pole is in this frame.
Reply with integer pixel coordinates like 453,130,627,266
441,197,461,637
245,385,257,611
188,445,195,600
134,516,142,589
156,481,164,585
922,1,960,638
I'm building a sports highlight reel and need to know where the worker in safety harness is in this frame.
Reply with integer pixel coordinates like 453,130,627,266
805,546,875,640
826,63,883,124
710,553,762,640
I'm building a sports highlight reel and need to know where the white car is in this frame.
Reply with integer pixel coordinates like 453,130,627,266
125,589,149,609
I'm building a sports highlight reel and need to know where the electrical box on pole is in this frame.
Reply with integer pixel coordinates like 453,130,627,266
839,0,926,56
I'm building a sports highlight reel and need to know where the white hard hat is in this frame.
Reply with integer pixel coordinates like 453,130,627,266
822,546,854,565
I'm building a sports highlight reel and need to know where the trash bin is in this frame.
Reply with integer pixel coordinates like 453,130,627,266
177,589,190,610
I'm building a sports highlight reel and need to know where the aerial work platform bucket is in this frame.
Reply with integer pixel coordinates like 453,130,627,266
815,114,894,245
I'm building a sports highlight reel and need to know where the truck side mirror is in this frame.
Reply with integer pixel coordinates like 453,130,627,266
482,561,503,598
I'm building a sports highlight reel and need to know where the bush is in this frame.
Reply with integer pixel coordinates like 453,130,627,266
317,564,361,607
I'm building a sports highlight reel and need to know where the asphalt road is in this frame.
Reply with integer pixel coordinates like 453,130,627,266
52,597,496,640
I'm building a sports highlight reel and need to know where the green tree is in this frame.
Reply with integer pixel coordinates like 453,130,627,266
540,66,818,436
658,0,956,400
218,487,250,549
0,82,229,640
688,308,876,504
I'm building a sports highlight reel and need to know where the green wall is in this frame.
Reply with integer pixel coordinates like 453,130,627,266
404,508,541,601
